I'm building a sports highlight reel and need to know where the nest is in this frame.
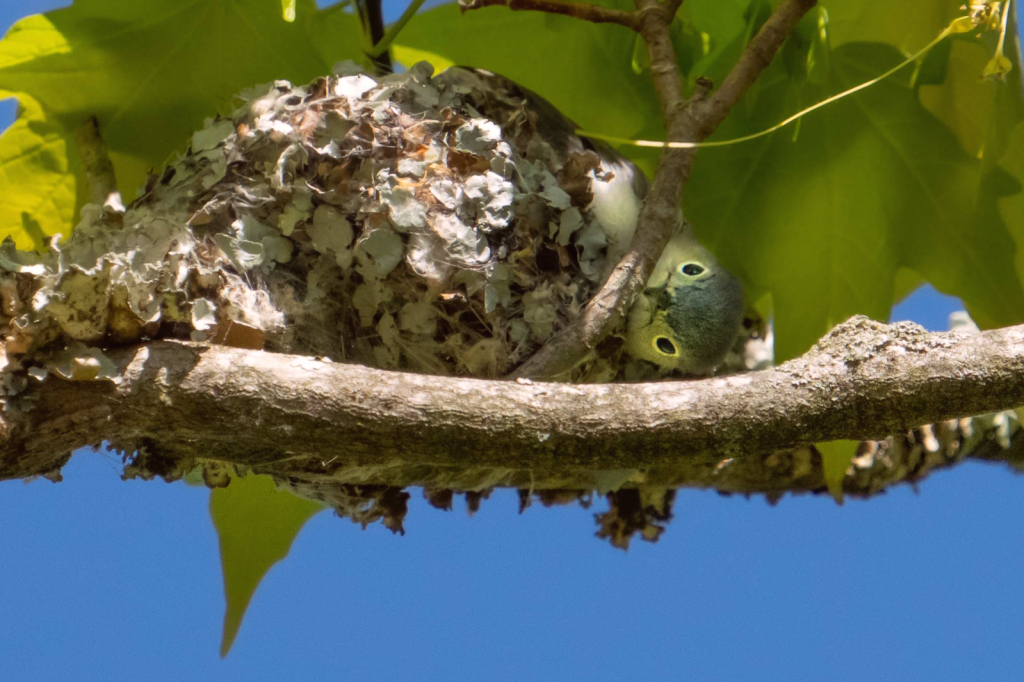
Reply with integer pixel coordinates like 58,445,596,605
0,61,662,383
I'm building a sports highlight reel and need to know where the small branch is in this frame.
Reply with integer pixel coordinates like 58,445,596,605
73,117,123,210
661,0,684,21
3,318,1024,497
636,0,686,124
367,0,427,59
459,0,641,31
688,0,818,137
357,0,393,74
513,0,815,378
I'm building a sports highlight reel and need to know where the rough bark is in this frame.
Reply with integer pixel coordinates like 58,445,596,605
3,317,1022,500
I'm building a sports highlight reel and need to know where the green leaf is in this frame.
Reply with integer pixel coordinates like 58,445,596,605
816,440,858,504
679,0,752,46
392,44,455,73
686,0,771,97
0,0,361,240
210,473,324,657
394,1,661,140
781,7,831,86
920,37,1024,173
915,36,954,87
0,94,79,250
821,0,959,53
686,42,1024,361
1002,122,1024,283
307,2,366,68
892,267,925,305
918,32,1024,308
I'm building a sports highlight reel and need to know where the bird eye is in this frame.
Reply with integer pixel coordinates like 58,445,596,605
680,263,705,276
655,337,677,355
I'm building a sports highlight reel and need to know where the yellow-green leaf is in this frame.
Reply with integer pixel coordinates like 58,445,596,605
392,45,455,73
817,440,858,504
686,42,1024,361
210,473,324,657
919,38,1024,173
1002,122,1024,284
0,94,78,250
0,0,361,241
821,0,959,53
281,0,297,22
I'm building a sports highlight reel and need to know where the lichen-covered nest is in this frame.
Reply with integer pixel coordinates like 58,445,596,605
0,61,659,383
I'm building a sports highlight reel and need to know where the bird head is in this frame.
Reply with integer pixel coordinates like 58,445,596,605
625,231,745,376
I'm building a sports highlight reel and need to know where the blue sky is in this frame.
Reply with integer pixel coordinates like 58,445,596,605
1,2,1023,680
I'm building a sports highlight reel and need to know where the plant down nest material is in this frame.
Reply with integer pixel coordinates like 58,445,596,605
0,61,663,383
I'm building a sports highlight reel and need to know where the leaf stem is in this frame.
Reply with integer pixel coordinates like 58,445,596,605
996,0,1011,56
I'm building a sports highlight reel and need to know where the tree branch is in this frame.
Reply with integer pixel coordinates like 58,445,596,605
688,0,817,136
3,318,1022,499
661,0,684,22
357,0,393,74
458,0,641,30
512,0,817,378
367,0,428,59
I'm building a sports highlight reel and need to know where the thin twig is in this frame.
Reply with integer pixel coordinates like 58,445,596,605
459,0,641,31
661,0,684,23
688,0,818,136
357,0,393,73
368,0,428,59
